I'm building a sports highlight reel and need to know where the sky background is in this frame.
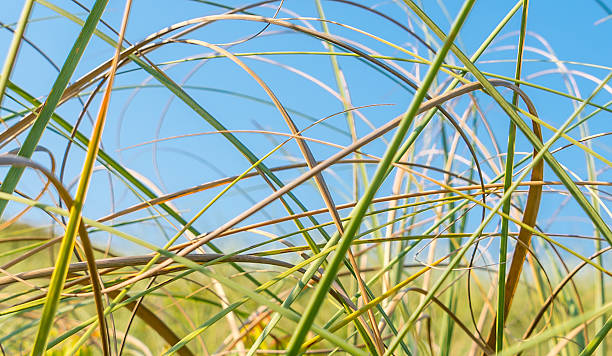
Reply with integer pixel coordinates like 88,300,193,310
0,0,610,261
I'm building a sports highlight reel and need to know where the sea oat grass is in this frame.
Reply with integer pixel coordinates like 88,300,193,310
0,1,610,355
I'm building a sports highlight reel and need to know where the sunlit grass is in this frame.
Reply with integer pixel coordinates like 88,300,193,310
0,0,610,355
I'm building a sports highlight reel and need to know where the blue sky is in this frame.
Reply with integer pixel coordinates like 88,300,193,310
0,1,610,258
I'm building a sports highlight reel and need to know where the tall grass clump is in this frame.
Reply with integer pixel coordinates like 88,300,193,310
0,0,610,355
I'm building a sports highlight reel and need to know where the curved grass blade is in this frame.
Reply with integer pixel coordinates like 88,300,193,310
495,1,529,352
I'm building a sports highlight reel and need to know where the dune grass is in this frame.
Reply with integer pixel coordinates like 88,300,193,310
0,0,610,355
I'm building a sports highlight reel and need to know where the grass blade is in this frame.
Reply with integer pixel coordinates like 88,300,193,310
0,0,34,108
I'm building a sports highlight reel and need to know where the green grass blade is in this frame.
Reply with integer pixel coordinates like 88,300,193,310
0,0,110,219
0,0,34,107
496,1,529,352
27,2,115,354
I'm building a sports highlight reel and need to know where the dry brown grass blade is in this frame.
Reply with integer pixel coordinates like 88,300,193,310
0,147,55,230
482,81,544,353
0,236,62,271
0,254,293,287
0,252,361,312
58,78,107,188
